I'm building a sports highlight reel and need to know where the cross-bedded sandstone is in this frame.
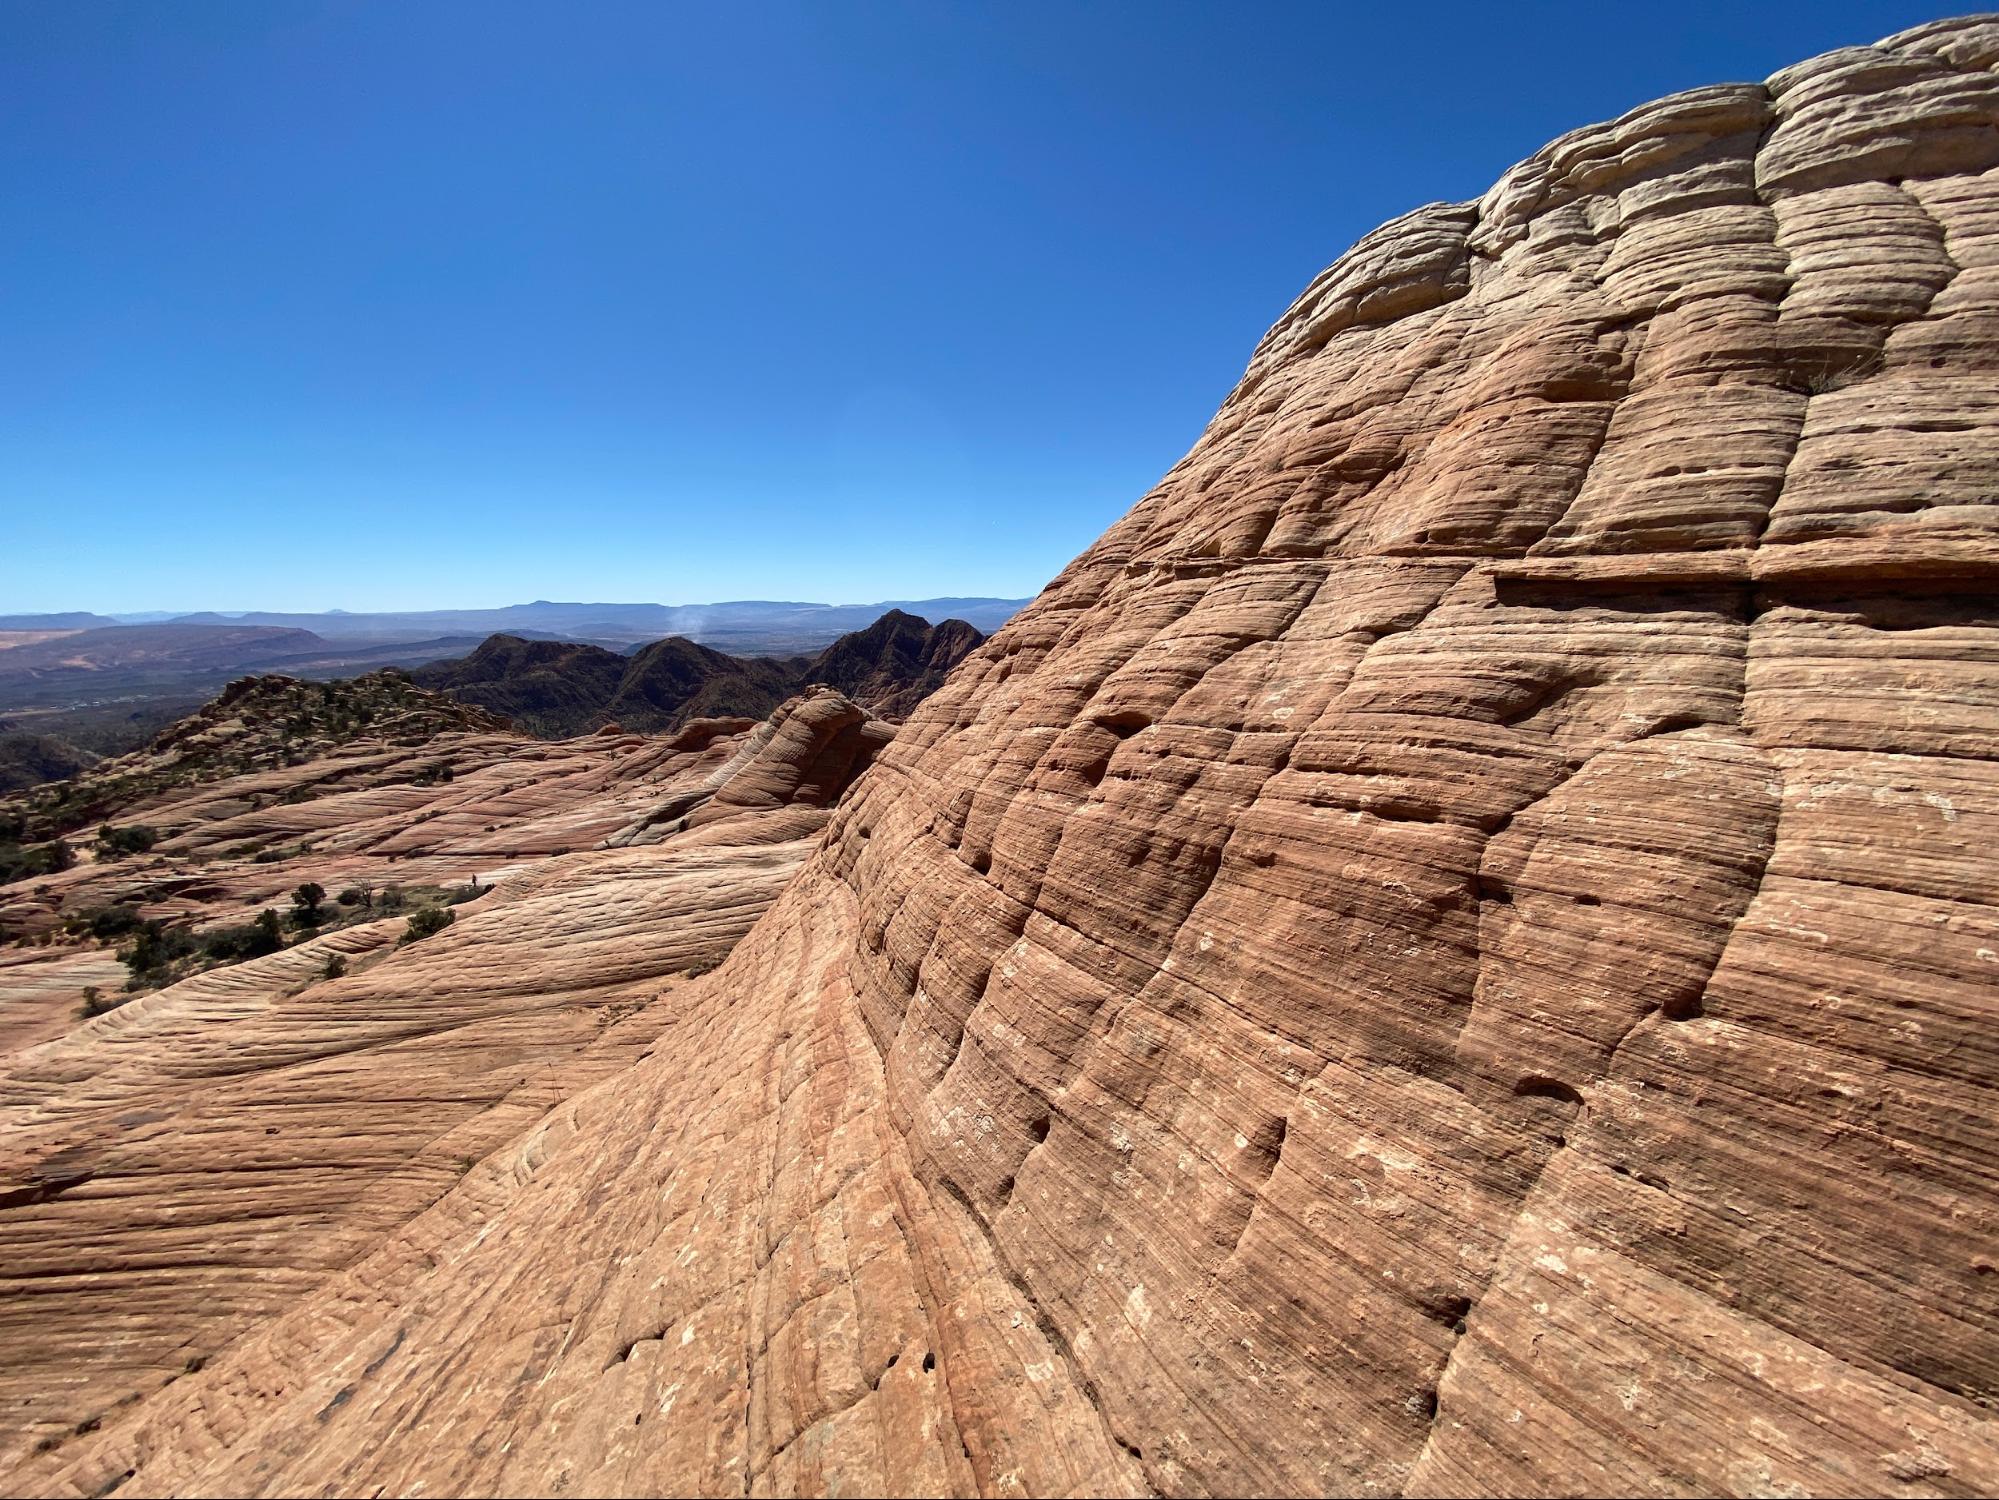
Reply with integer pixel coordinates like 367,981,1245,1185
11,18,1999,1498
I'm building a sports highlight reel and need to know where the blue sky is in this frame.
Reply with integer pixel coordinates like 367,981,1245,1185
0,1,1960,613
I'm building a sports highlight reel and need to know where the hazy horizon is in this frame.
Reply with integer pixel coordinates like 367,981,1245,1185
6,591,1038,623
3,0,1954,613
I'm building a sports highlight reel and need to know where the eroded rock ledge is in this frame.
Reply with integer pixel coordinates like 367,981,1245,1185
16,17,1999,1498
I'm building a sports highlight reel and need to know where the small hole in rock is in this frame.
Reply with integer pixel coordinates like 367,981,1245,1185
1648,713,1707,736
922,1352,936,1373
1029,1114,1051,1144
1093,709,1152,740
1513,1076,1583,1107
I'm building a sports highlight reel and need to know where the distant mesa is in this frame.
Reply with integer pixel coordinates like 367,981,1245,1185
0,624,331,679
0,613,122,631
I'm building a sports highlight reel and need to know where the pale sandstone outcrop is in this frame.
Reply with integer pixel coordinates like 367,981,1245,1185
0,693,887,1470
13,18,1999,1498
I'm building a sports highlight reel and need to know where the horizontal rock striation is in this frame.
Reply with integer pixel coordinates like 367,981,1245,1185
16,18,1999,1498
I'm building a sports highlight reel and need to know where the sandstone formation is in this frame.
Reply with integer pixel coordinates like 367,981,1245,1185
10,17,1999,1498
0,689,890,1469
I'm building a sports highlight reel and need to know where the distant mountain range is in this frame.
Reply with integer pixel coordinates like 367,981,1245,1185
415,609,985,737
0,601,1001,779
0,596,1032,652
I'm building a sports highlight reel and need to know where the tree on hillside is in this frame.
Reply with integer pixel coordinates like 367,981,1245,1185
291,881,326,929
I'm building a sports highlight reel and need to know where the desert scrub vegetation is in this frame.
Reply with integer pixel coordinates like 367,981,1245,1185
62,904,144,942
400,905,455,945
94,823,159,859
79,985,126,1018
0,836,72,886
119,909,286,990
289,881,327,931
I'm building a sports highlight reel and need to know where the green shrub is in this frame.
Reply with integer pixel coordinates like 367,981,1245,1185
336,886,372,909
289,881,326,930
0,839,71,886
401,906,454,945
80,905,144,941
95,824,159,859
322,953,348,980
119,920,199,988
197,909,285,964
80,986,126,1017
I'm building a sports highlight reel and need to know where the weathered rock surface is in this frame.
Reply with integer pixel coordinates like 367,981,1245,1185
12,18,1999,1498
0,691,891,1471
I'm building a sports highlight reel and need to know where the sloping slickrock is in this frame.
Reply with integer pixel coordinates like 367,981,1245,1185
16,18,1999,1498
0,693,891,1468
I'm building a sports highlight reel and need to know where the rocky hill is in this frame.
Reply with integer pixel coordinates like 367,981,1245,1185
600,635,805,728
407,634,636,735
1,671,508,846
413,632,802,736
797,608,987,719
0,685,894,1408
0,734,95,796
417,611,985,736
8,18,1999,1498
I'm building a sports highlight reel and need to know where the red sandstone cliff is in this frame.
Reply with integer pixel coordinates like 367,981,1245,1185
11,18,1999,1497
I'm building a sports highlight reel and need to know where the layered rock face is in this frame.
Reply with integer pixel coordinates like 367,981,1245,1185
18,18,1999,1498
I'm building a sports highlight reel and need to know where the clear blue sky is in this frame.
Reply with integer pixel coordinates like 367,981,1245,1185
0,1,1961,613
